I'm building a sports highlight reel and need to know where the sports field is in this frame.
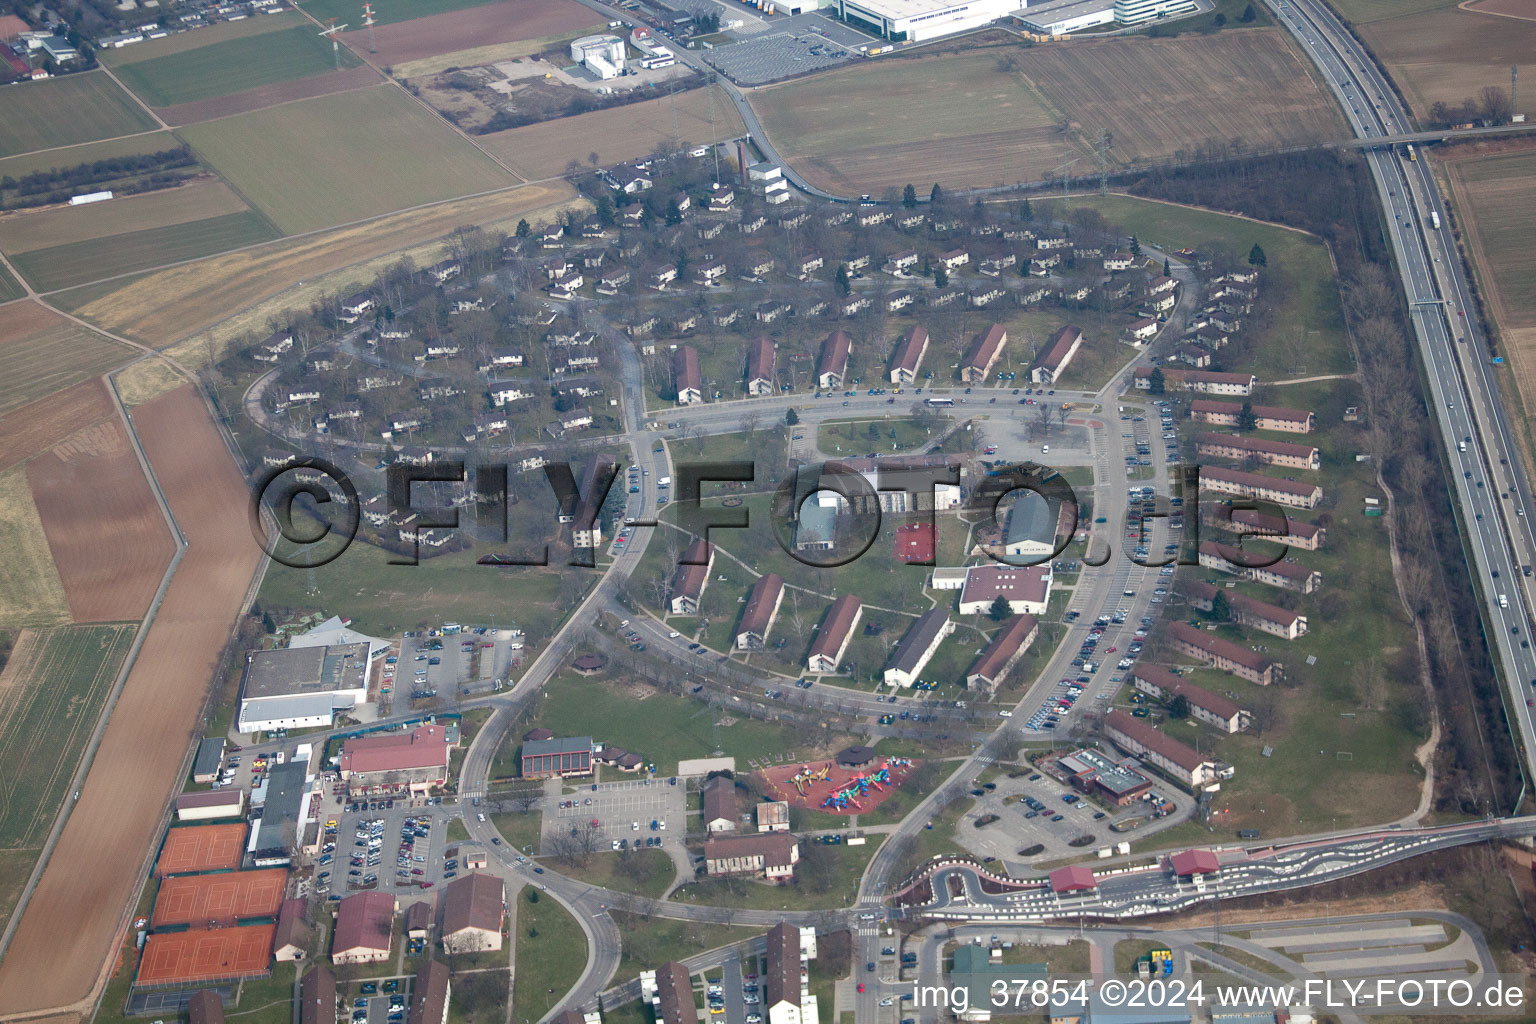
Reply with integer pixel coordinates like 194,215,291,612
179,85,518,233
156,824,248,876
0,469,72,627
481,85,746,180
0,624,136,847
110,23,363,108
1357,4,1536,120
57,181,577,347
0,179,251,255
0,130,178,183
752,31,1342,192
0,303,130,415
0,73,158,159
11,211,280,292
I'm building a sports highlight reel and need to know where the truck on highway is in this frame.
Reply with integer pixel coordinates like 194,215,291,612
1429,210,1441,230
1406,143,1416,162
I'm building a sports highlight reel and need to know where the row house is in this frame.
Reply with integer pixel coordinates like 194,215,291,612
1131,665,1250,734
746,337,777,396
936,248,969,271
842,295,871,316
970,285,1007,308
886,289,915,312
252,331,293,363
1029,253,1062,275
1190,400,1315,434
1188,581,1309,640
1200,466,1322,510
1028,324,1081,385
697,258,728,285
756,300,792,324
1072,245,1103,260
626,314,660,337
417,340,461,362
697,220,726,240
489,382,533,407
897,211,926,229
858,208,890,227
1126,317,1161,343
979,253,1016,277
1196,433,1320,471
673,311,700,334
1211,507,1326,550
740,213,768,234
745,254,776,280
462,414,509,443
961,323,1008,384
1036,234,1069,250
778,210,811,230
885,249,920,276
816,330,852,389
1198,540,1323,594
889,326,929,385
648,264,678,290
1133,367,1256,396
596,268,629,295
797,254,824,279
1174,345,1211,368
1103,251,1137,271
713,307,741,328
547,271,584,298
1168,621,1277,686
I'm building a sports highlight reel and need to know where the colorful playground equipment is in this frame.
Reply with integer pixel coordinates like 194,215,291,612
789,764,831,796
819,758,911,810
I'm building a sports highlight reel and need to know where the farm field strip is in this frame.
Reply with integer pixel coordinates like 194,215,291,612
298,0,501,28
0,385,264,1013
28,417,176,623
153,65,383,127
0,179,252,254
0,306,132,415
11,211,282,293
0,468,72,628
56,180,579,348
345,0,603,66
0,377,116,476
0,626,137,849
177,85,518,234
0,130,181,183
110,23,363,108
98,10,303,64
0,73,159,159
1357,7,1536,121
481,85,747,179
0,263,22,303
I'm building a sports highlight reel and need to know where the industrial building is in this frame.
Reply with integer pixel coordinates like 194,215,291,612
236,642,372,734
250,761,313,865
569,33,626,78
833,0,1020,42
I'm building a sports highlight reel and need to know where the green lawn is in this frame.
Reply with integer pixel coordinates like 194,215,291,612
511,672,805,776
996,941,1091,974
512,887,587,1024
111,25,362,107
610,912,759,980
543,847,675,898
179,86,517,233
1113,939,1164,975
669,838,880,910
10,211,280,292
1324,0,1457,24
0,848,39,938
817,417,946,457
0,72,157,158
446,817,471,843
489,811,543,854
0,625,136,848
1080,194,1353,381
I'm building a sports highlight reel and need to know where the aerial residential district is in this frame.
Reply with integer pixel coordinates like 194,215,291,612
4,0,1536,1022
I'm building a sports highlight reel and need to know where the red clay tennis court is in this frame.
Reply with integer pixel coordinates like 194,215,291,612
135,924,275,987
151,869,286,928
155,823,248,876
895,523,935,563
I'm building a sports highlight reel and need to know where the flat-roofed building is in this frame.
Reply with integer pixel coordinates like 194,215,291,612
1054,748,1153,806
757,800,790,832
1200,466,1321,510
236,642,371,734
521,736,593,779
958,565,1052,616
175,789,246,822
807,595,862,673
736,573,785,650
1195,433,1319,470
965,614,1038,694
1103,709,1230,789
834,0,1022,42
884,609,954,687
1130,665,1250,733
1168,622,1276,685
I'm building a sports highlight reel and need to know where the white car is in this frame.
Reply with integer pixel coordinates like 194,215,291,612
668,631,681,639
998,710,1013,718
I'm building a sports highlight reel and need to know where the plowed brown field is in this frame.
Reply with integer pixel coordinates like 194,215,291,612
27,418,173,623
0,378,114,475
352,0,600,65
0,385,261,1015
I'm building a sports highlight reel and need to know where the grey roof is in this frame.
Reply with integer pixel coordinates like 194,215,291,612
887,609,950,675
242,643,369,700
252,762,309,854
523,736,593,759
1005,491,1056,548
193,736,226,778
795,500,837,549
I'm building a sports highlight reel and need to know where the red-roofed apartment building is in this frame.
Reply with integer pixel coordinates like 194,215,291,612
736,573,785,650
332,892,396,964
407,959,451,1024
816,330,852,389
1103,709,1229,789
1029,325,1081,385
961,324,1007,383
965,614,1038,694
339,724,454,796
1187,581,1308,640
440,873,505,953
807,595,862,674
746,336,777,395
669,539,713,615
1168,622,1277,685
1130,665,1250,733
889,326,929,385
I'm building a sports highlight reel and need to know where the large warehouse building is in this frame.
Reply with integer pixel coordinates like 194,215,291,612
840,0,1197,41
236,642,372,734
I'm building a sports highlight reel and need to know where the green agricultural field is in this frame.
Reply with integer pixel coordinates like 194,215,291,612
1079,193,1354,379
0,264,22,303
0,72,159,158
298,0,500,28
0,625,136,848
111,25,363,107
179,86,518,233
9,211,281,292
514,672,807,776
0,130,179,184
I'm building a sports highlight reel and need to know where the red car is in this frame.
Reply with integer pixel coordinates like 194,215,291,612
856,984,865,994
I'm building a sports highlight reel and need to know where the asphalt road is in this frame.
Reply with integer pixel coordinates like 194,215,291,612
1268,0,1536,794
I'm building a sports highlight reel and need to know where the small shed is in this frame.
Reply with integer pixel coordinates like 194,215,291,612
835,746,876,768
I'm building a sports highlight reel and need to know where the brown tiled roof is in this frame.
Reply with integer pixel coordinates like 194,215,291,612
1169,621,1274,673
1105,709,1208,772
764,921,800,1011
963,323,1007,371
816,330,852,380
407,959,451,1024
1224,509,1322,540
333,892,394,957
1190,399,1312,424
702,776,738,827
671,538,711,604
890,327,928,375
703,832,798,868
739,573,784,637
809,595,862,665
441,872,503,937
1188,581,1303,628
1196,433,1317,460
674,345,702,394
188,990,224,1024
967,614,1037,683
299,965,336,1024
747,336,775,383
1131,664,1242,721
273,897,309,954
1201,466,1319,499
887,609,950,675
1033,324,1080,371
655,961,694,1024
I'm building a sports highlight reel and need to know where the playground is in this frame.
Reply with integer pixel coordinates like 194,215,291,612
755,757,918,815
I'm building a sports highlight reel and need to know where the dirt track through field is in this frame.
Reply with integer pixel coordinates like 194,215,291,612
348,0,600,66
0,385,261,1015
0,379,114,476
27,419,174,623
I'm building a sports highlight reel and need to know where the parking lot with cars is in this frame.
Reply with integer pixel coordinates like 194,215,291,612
541,776,688,855
396,626,520,709
320,797,473,900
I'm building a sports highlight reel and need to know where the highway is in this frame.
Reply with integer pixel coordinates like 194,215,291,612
1266,0,1536,795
